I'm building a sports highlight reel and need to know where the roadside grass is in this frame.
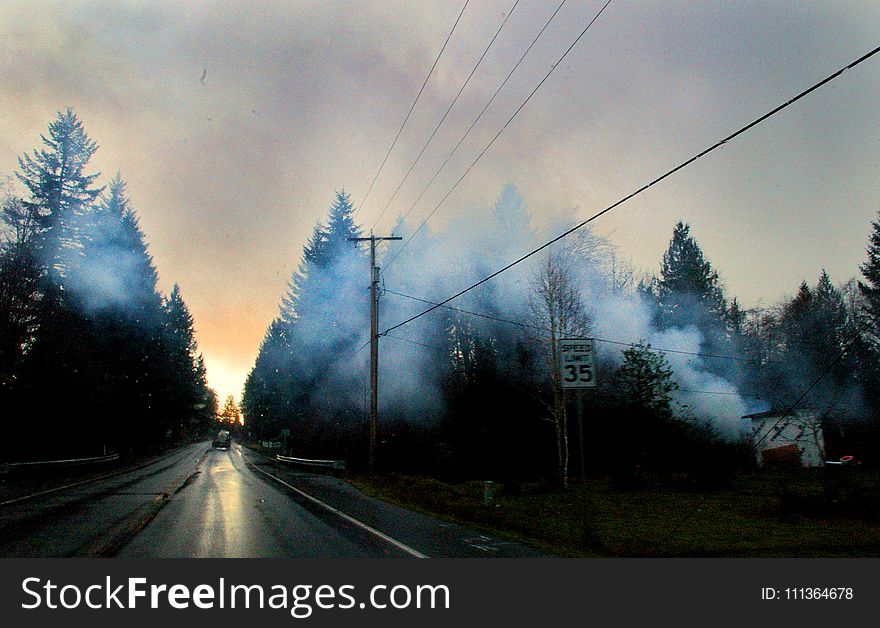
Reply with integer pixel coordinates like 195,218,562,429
350,469,880,557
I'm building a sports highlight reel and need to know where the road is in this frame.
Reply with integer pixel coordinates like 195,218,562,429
0,442,544,558
119,445,395,558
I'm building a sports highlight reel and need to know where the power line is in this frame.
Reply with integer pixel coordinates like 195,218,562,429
353,338,371,356
354,0,470,218
384,0,612,268
597,338,761,363
676,389,762,399
384,0,570,235
370,0,522,231
752,346,848,449
384,333,447,352
384,331,766,400
384,287,774,364
380,44,880,336
385,288,543,330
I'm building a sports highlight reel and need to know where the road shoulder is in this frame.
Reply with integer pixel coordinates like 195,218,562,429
239,446,548,558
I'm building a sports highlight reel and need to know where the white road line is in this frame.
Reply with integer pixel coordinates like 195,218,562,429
0,445,199,508
245,460,428,559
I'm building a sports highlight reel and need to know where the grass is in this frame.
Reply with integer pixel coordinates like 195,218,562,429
350,468,880,557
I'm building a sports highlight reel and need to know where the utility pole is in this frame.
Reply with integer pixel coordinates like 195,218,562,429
348,232,401,473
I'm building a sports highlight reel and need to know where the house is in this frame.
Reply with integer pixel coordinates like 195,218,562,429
743,409,825,468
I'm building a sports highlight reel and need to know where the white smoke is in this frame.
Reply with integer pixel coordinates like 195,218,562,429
371,183,753,439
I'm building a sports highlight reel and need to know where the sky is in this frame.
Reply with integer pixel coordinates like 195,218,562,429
1,0,879,404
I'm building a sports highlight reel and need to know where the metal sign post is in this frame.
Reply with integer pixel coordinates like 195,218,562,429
558,338,597,482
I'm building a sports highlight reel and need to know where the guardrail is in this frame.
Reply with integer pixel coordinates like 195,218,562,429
275,454,346,472
0,453,120,474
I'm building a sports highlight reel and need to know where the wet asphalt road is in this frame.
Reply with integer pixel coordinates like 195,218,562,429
0,442,399,558
119,445,393,558
0,442,208,557
0,442,545,558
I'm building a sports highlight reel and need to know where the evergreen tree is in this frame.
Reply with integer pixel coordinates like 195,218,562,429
611,343,681,474
280,222,324,328
280,190,365,347
74,175,162,315
0,193,42,394
8,110,105,456
727,297,746,337
68,175,169,449
780,281,814,351
614,343,679,418
324,189,363,258
779,273,848,367
859,211,880,344
281,190,365,325
490,183,533,255
16,108,102,275
767,271,859,413
242,318,293,441
655,221,726,329
856,215,880,417
8,111,218,455
164,284,197,360
245,190,367,458
814,271,848,352
160,284,214,440
219,395,242,429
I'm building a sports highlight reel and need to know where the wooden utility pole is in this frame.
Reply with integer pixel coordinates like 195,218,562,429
348,232,401,473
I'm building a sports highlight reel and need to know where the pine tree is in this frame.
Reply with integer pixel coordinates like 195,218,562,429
813,271,853,390
859,211,880,344
771,271,857,410
163,284,198,361
74,175,162,315
490,183,533,255
9,110,104,456
727,297,746,337
614,343,679,417
281,190,365,325
324,189,363,260
653,221,730,374
70,175,171,448
8,112,218,454
242,318,293,441
0,193,42,393
246,190,367,455
781,281,813,348
219,395,242,426
280,222,324,328
655,221,726,328
780,275,848,366
814,271,848,348
16,108,102,276
855,214,880,416
159,284,215,440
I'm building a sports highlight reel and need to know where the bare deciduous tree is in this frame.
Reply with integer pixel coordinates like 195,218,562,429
530,244,592,488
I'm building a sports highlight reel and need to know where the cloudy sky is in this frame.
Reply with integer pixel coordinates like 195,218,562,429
2,0,879,403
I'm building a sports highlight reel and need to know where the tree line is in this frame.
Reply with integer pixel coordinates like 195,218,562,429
247,188,880,485
1,109,217,460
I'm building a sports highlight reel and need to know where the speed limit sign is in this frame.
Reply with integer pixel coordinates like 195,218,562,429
558,338,597,388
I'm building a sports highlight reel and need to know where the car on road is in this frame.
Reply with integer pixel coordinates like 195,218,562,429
212,430,231,449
